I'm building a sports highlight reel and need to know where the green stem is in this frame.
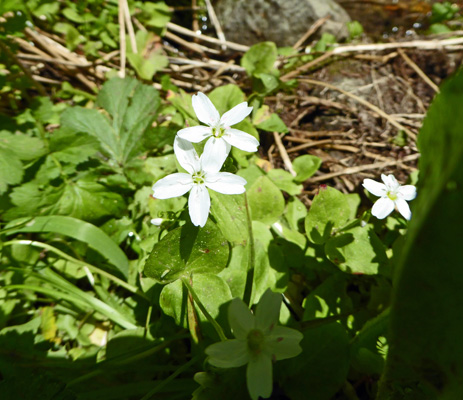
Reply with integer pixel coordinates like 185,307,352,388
2,240,150,302
181,277,227,342
243,192,255,306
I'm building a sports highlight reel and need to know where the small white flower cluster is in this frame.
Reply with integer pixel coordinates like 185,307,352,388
152,92,259,227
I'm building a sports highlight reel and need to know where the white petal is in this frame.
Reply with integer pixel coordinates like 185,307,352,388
200,137,230,174
255,290,282,333
192,92,220,126
177,125,212,143
205,172,247,194
371,197,395,219
223,128,259,152
206,340,249,368
362,179,387,197
265,326,303,361
381,174,400,191
398,185,417,201
395,198,412,220
246,355,273,400
220,102,253,127
174,136,200,174
228,298,255,340
188,185,210,227
152,173,193,199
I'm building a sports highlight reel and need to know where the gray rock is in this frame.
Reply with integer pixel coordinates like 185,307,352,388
213,0,351,47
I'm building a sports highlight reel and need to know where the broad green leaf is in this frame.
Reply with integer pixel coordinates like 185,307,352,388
0,130,46,160
209,192,248,245
40,307,57,342
36,128,99,182
278,323,350,400
160,274,232,334
127,31,168,80
218,245,248,298
97,77,160,162
241,42,278,77
292,155,322,183
267,169,302,195
285,197,307,231
377,70,463,399
208,85,246,115
302,273,353,321
0,147,22,194
351,309,389,375
60,107,118,161
6,215,130,278
237,164,265,189
304,186,351,244
61,77,160,164
252,105,288,133
247,176,285,225
325,225,388,275
144,220,229,283
345,193,361,220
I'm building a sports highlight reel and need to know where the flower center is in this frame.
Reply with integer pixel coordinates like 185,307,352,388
212,126,225,138
192,171,206,185
247,329,265,354
387,190,397,201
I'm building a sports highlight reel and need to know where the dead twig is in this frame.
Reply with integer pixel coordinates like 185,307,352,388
273,132,297,176
298,78,417,141
307,153,420,183
397,48,439,93
293,15,331,50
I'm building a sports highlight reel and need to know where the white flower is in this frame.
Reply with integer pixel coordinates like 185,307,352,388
177,92,259,162
206,290,303,400
152,137,247,228
362,174,417,220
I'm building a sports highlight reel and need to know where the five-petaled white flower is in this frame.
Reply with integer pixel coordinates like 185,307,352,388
152,137,247,228
206,290,303,400
177,92,259,163
363,174,417,220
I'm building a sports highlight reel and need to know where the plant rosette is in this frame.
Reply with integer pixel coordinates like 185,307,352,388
363,173,417,220
177,91,259,161
206,290,303,400
152,137,247,227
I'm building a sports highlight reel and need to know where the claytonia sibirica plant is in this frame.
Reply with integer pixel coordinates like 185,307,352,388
177,92,259,161
152,136,248,227
206,290,303,400
363,174,417,220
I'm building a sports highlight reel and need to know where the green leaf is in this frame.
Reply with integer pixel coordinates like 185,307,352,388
267,169,302,195
61,77,160,164
60,107,119,161
325,225,388,275
160,274,232,334
292,155,322,183
144,220,229,283
377,69,463,399
241,42,278,77
247,176,285,225
209,192,248,246
7,180,125,223
127,31,168,80
0,147,23,194
6,215,130,278
304,186,351,244
252,105,288,133
278,323,350,400
208,84,246,115
0,130,46,161
285,197,307,231
36,128,99,182
302,273,353,321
